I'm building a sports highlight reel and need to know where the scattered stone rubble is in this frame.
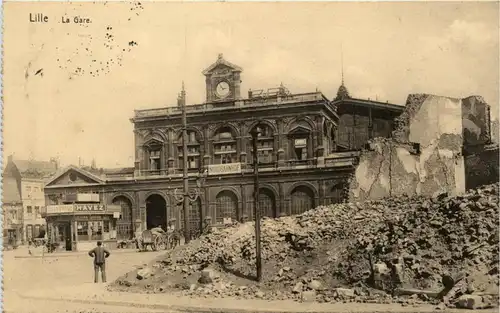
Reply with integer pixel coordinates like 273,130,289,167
111,183,499,309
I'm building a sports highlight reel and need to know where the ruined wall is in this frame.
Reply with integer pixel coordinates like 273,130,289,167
349,94,466,202
464,147,499,190
462,96,491,146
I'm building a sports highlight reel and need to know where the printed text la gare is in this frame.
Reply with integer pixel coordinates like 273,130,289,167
29,13,91,24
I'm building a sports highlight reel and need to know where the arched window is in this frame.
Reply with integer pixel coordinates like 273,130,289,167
215,190,238,224
177,130,201,170
258,188,276,218
250,125,274,165
290,185,315,215
179,198,202,235
329,183,344,204
213,126,237,165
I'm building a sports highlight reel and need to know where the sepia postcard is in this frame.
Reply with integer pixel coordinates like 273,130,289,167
2,1,499,313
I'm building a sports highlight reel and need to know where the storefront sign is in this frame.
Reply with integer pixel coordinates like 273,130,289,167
208,162,241,175
46,205,74,214
65,193,100,203
75,215,110,221
75,204,105,212
294,139,307,147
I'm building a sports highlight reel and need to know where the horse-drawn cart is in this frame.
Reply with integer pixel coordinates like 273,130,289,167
136,229,171,252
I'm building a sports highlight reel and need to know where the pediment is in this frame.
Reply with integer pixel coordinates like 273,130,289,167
288,125,312,135
45,166,103,187
144,135,164,147
202,54,243,76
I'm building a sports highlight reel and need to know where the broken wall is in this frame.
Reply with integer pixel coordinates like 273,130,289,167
349,94,466,201
464,146,499,190
462,96,491,146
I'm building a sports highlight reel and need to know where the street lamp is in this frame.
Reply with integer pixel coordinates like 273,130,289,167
250,125,263,282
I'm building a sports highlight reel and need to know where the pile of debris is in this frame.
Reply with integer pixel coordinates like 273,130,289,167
111,183,499,309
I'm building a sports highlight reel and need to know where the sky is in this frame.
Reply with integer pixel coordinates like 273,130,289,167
3,1,499,168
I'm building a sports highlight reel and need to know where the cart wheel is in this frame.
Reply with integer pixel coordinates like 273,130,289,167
155,236,166,251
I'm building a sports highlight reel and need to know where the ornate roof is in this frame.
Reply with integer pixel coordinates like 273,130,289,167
202,53,243,75
334,83,351,101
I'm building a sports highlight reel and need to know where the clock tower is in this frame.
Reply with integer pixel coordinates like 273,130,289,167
202,54,243,102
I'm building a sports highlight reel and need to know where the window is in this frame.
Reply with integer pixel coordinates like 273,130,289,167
34,225,40,238
27,206,33,214
149,149,161,170
294,138,308,160
26,225,33,240
89,221,103,240
26,186,32,192
77,221,88,241
33,187,39,192
34,206,40,217
221,154,233,164
104,220,110,233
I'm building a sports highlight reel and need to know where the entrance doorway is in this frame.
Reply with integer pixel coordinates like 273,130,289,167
146,194,167,230
55,223,72,251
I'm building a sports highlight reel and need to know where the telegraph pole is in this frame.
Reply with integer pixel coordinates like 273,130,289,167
250,126,262,282
181,82,191,244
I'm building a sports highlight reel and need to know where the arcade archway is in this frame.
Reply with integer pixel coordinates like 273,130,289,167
146,194,167,230
112,196,134,240
290,185,315,215
259,188,276,218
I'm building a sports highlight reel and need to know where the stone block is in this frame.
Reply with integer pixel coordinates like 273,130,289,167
456,294,484,309
301,290,317,302
334,288,355,298
136,267,152,280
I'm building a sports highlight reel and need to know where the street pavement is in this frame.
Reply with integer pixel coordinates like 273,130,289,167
3,246,167,312
4,246,498,313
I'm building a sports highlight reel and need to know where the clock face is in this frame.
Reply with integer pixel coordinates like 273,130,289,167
215,81,230,98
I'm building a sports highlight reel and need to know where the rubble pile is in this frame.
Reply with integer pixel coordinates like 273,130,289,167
112,183,499,309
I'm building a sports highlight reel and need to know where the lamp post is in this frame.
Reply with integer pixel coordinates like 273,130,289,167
180,83,190,244
250,125,262,282
175,82,208,244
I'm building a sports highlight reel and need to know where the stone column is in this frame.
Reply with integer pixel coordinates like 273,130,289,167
240,184,246,222
278,182,285,216
168,130,175,174
73,220,78,251
203,127,211,167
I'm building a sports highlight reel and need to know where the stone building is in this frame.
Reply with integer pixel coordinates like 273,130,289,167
2,155,58,244
43,54,403,241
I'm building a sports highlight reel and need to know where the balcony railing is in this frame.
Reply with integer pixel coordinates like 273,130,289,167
126,152,360,180
133,92,326,119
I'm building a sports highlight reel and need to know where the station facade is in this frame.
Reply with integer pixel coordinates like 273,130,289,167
43,54,404,243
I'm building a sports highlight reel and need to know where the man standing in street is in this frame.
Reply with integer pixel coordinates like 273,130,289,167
88,241,111,283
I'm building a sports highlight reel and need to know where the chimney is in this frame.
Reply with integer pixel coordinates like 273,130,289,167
248,89,253,98
8,154,13,163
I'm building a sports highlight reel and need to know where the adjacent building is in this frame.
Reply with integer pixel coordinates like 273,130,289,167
2,155,58,244
42,54,404,246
